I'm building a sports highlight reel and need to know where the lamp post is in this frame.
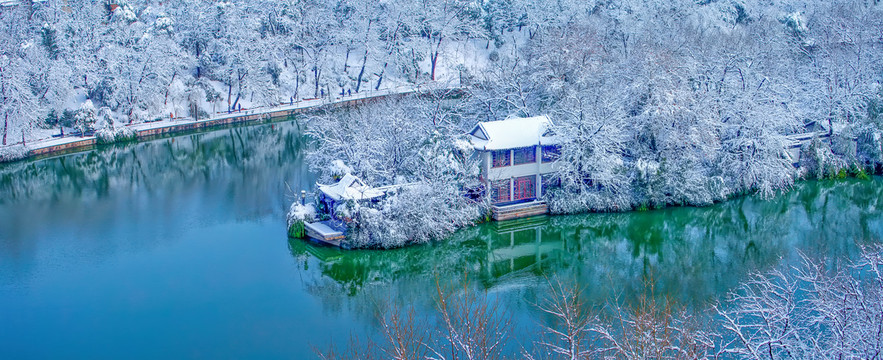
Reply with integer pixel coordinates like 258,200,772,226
300,190,306,205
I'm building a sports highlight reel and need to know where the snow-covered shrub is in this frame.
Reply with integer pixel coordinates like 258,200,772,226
286,202,316,238
74,100,98,135
329,159,352,180
348,182,483,248
780,12,809,38
800,136,846,179
110,2,138,23
719,130,797,198
41,109,60,129
654,163,728,207
854,126,883,169
545,182,634,214
0,144,28,162
334,201,355,221
154,15,174,36
831,131,858,161
94,107,136,144
95,126,136,144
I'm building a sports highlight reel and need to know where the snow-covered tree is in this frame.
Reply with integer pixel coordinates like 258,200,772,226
718,246,883,359
0,56,38,146
74,100,98,134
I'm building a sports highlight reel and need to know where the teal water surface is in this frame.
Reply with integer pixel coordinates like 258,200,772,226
1,119,881,358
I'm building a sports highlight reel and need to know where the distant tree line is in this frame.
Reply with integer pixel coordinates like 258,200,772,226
0,0,524,142
1,0,882,245
302,0,883,248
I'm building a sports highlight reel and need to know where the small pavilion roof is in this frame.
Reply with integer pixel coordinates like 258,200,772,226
317,174,385,201
468,115,558,150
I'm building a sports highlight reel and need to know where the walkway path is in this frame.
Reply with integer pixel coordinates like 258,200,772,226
1,82,462,163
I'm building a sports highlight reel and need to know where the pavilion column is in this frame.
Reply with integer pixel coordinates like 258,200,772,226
536,146,542,198
509,149,514,201
537,174,542,198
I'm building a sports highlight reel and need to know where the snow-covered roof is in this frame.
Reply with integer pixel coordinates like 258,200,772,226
468,115,557,150
317,173,385,202
803,119,830,133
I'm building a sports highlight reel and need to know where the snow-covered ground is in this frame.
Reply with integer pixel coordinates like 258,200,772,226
1,0,505,157
1,81,461,160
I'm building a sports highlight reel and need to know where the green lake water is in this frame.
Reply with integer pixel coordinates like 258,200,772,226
1,119,881,358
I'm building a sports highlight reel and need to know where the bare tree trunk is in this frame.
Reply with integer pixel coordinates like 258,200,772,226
375,63,386,91
227,83,232,112
355,49,368,93
313,66,321,98
343,46,350,73
411,49,418,83
294,69,300,100
430,36,443,81
375,24,399,91
621,33,629,59
26,0,36,20
128,88,135,124
2,114,7,145
232,93,241,111
828,117,834,146
164,72,177,105
195,43,201,78
236,69,247,109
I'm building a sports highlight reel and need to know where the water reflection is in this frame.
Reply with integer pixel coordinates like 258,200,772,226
291,178,883,308
0,117,880,357
0,120,314,284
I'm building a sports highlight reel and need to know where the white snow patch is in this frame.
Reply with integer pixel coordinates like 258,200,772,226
318,173,385,201
287,202,316,226
330,159,353,177
469,115,556,150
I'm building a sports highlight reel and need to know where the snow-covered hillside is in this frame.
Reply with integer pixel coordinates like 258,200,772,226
2,1,883,238
0,0,496,144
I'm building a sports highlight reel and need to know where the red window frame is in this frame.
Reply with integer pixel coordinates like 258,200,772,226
491,150,510,168
513,176,536,201
491,179,511,203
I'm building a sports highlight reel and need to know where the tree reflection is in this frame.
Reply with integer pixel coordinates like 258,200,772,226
291,178,883,310
0,119,314,280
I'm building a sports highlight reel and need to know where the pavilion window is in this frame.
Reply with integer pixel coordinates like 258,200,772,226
512,146,536,165
491,179,510,203
542,145,560,163
491,150,510,168
512,175,536,201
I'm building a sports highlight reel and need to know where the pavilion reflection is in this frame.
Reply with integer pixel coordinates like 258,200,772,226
288,178,883,309
288,215,567,295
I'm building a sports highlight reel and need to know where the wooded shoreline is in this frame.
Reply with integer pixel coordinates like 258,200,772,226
0,84,461,164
